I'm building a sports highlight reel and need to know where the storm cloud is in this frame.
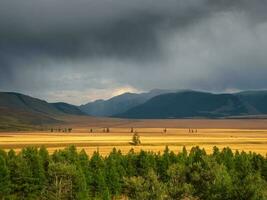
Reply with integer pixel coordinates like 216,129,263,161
0,0,267,104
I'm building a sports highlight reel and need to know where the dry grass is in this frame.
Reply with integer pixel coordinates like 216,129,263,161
53,116,267,129
1,126,267,156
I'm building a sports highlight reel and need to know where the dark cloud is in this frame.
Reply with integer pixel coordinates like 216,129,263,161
0,0,208,60
0,0,267,104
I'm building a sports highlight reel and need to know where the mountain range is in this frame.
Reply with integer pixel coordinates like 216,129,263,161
80,89,267,119
79,89,177,117
115,90,267,119
1,89,267,130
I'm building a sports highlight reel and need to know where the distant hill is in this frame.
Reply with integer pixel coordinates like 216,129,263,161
237,90,267,114
0,92,61,116
52,102,85,115
79,89,177,116
0,92,84,130
2,90,267,130
0,106,57,131
115,90,267,119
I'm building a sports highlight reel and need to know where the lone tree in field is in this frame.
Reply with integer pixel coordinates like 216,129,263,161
130,128,134,133
131,132,141,146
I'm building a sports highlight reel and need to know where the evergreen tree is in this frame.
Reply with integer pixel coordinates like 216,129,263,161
132,132,141,145
157,146,171,182
10,155,34,199
21,147,46,196
105,148,125,197
89,151,108,198
124,170,165,200
46,162,88,200
167,163,194,199
136,150,156,176
124,176,148,200
0,155,10,198
1,145,267,199
39,146,50,175
125,149,138,177
208,164,233,200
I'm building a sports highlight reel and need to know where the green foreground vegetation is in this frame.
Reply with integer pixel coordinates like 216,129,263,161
0,146,267,200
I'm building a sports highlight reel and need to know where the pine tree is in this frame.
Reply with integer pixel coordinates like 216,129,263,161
78,149,92,198
39,146,50,175
10,154,33,199
0,155,10,198
124,170,165,200
132,132,141,145
167,163,195,199
47,162,88,200
105,149,125,197
89,152,108,198
21,147,46,195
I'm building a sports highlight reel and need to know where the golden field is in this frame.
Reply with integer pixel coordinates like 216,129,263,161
1,118,267,156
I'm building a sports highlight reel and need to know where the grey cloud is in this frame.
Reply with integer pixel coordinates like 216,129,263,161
0,0,267,104
1,0,265,60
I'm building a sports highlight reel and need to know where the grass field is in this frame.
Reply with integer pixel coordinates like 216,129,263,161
1,119,267,156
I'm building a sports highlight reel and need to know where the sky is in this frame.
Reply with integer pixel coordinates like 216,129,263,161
0,0,267,105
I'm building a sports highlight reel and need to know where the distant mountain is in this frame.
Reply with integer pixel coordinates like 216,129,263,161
237,90,267,114
0,92,61,116
0,106,57,131
2,90,267,130
115,90,267,119
52,102,85,115
0,92,84,130
79,89,177,116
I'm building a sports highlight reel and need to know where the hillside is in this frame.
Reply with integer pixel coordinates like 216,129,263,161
52,102,85,115
115,91,266,119
237,90,267,114
0,92,84,130
0,107,57,131
79,89,176,116
2,90,267,129
0,92,62,116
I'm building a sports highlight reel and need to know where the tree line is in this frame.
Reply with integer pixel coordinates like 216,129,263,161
0,145,267,200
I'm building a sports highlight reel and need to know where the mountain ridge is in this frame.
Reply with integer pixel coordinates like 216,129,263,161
115,90,267,119
79,89,178,116
1,89,267,130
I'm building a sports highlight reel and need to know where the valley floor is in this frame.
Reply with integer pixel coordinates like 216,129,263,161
1,122,267,155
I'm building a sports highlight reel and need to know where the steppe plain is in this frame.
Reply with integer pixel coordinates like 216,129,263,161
1,118,267,155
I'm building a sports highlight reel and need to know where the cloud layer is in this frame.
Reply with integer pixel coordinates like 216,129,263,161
1,0,267,104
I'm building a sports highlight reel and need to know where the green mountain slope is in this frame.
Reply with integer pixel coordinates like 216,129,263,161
52,102,85,115
79,89,178,116
115,91,252,119
237,90,267,114
0,92,62,116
